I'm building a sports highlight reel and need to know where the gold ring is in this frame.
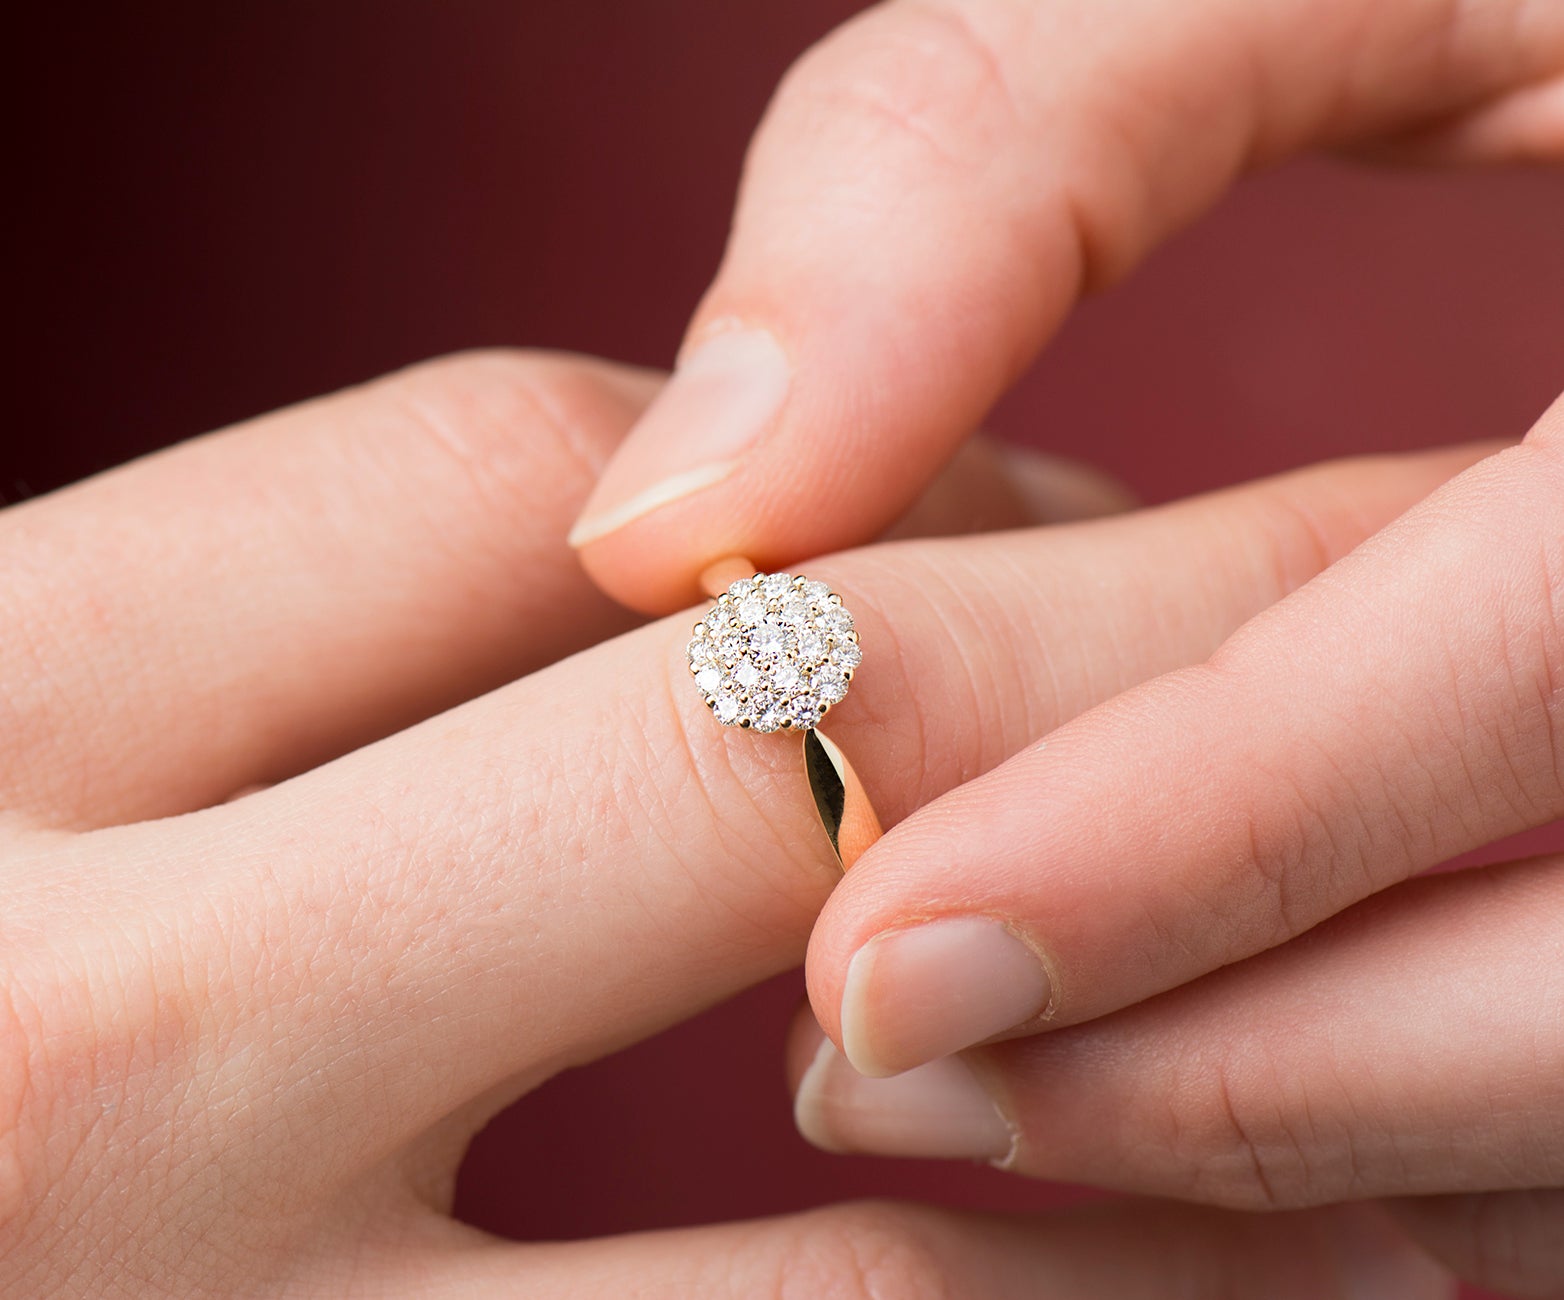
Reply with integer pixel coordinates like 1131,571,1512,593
688,559,883,870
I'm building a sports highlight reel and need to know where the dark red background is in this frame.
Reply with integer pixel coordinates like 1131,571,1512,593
10,4,1564,1296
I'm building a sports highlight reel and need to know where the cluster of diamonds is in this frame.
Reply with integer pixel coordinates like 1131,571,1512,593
687,572,861,731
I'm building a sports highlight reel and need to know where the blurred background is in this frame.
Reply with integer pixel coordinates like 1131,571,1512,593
10,4,1563,1296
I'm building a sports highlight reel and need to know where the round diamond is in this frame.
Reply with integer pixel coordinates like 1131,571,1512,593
818,605,853,638
777,595,811,625
748,619,788,665
686,572,861,729
791,700,822,729
800,579,832,608
815,665,848,704
796,631,827,665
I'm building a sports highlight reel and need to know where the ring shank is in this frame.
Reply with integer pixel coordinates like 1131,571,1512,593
805,727,883,871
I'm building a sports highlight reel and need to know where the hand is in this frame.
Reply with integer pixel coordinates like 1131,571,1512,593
0,350,1470,1296
796,398,1564,1300
550,0,1564,1289
567,0,1564,610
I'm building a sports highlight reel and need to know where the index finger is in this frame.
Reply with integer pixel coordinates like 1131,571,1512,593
569,0,1564,611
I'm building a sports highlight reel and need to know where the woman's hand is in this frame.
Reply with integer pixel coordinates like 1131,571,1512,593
0,351,1470,1297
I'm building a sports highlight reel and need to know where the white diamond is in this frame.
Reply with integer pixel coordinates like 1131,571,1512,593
687,573,858,727
749,620,787,663
818,605,853,637
777,595,811,625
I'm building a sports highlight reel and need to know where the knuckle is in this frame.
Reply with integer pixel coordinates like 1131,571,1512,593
778,4,1021,175
778,1202,959,1300
1175,1044,1357,1212
0,897,211,1231
1432,441,1564,820
0,973,40,1228
1242,477,1350,600
375,348,625,528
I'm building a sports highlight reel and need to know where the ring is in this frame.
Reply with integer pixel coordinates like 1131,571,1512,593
687,562,883,871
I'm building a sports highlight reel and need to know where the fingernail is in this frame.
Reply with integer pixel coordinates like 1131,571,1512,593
841,916,1051,1077
794,1036,1016,1163
567,327,790,547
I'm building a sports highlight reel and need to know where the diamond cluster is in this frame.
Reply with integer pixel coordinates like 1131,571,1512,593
687,573,861,731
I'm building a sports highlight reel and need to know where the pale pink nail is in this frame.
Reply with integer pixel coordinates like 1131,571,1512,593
794,1035,1016,1163
840,916,1052,1078
567,327,790,547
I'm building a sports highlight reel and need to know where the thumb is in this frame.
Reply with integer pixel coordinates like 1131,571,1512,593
569,0,1564,612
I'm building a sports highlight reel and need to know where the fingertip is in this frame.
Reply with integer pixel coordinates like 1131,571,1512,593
994,445,1140,522
783,1001,829,1096
572,510,743,613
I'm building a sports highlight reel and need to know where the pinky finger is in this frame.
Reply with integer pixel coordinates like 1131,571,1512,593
408,1198,1453,1300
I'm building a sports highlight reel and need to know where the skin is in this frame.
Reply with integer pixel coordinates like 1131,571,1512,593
0,351,1477,1296
565,0,1564,1289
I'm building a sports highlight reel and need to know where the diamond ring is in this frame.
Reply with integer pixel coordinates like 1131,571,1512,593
686,566,882,870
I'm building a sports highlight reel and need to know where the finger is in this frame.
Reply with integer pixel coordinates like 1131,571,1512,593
415,1200,1452,1299
64,444,1486,1183
569,0,1564,610
0,350,654,830
794,854,1564,1204
885,438,1137,540
805,400,1564,1078
1390,1190,1564,1298
0,373,1112,835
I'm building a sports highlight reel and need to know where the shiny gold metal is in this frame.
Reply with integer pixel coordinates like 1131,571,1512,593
804,727,883,871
